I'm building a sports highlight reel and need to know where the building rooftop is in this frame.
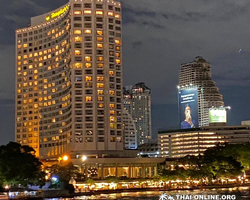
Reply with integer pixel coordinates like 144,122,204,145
158,125,250,134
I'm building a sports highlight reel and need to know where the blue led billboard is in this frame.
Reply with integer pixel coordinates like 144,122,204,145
179,87,198,129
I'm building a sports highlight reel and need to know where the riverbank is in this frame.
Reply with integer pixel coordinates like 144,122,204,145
8,183,250,199
73,183,250,197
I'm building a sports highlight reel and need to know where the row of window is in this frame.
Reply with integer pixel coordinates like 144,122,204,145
73,3,120,11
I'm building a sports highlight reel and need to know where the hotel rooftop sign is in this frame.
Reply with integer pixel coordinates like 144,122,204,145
30,3,69,26
46,5,69,22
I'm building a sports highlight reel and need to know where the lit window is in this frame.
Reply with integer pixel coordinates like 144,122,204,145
109,104,115,108
74,63,83,69
74,36,82,42
109,71,114,76
97,30,103,35
18,56,22,60
115,14,121,18
116,59,121,64
74,11,82,15
85,56,91,61
115,39,120,45
97,37,103,42
86,96,92,101
52,118,56,123
97,83,104,88
110,123,116,129
85,63,92,68
97,90,104,95
97,63,103,68
98,96,104,101
108,12,113,16
23,44,28,48
97,76,104,81
110,110,115,115
75,50,81,55
84,29,91,34
98,103,104,108
23,55,28,59
29,65,33,69
97,56,103,61
109,90,115,95
85,76,92,81
97,43,103,48
110,116,116,122
84,10,92,14
74,30,82,34
96,11,103,15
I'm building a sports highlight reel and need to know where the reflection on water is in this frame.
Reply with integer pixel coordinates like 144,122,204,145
45,187,250,200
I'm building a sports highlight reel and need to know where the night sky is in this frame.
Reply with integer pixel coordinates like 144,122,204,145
1,0,250,145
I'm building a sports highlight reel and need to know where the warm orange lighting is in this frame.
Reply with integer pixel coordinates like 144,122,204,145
74,11,82,15
96,11,103,15
108,12,114,16
84,29,91,34
63,155,69,161
84,10,92,14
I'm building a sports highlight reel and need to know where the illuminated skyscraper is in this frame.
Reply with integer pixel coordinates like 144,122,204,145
15,0,123,158
123,83,152,146
179,56,224,127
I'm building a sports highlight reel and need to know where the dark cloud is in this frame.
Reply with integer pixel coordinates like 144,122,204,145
132,41,142,49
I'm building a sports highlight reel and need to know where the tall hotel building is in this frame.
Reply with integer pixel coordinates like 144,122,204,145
123,83,152,146
15,0,123,158
179,56,224,127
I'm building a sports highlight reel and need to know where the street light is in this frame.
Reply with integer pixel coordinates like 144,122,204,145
82,155,87,161
63,155,69,161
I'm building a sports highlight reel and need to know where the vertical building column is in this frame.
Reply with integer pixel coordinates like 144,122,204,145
148,167,152,178
142,165,146,178
115,163,118,177
128,165,131,178
84,164,88,179
154,166,157,176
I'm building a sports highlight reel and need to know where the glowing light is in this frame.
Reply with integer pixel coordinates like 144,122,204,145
63,155,69,161
82,155,87,161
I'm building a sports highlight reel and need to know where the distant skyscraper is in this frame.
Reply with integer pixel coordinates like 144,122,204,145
122,109,137,149
123,82,152,146
179,56,224,127
15,0,123,158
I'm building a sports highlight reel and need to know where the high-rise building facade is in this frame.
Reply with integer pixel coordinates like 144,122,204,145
122,109,137,149
15,0,123,158
123,82,152,146
179,56,224,127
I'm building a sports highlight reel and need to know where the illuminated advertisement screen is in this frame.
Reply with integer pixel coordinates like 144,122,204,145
209,109,227,123
179,87,198,129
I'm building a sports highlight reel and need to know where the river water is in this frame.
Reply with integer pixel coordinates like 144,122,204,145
45,187,250,200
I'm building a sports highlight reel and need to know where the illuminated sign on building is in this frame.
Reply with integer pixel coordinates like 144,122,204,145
179,87,198,129
46,5,69,21
209,108,227,123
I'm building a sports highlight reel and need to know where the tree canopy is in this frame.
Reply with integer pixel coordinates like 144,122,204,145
0,142,45,187
159,143,247,182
